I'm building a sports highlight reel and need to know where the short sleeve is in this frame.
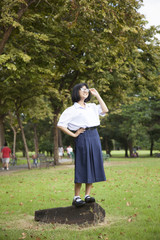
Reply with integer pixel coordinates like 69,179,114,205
57,108,73,128
96,104,106,117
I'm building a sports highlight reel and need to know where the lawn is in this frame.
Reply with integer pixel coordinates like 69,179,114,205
0,157,160,240
110,149,159,158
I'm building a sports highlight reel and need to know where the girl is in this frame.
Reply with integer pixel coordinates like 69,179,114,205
57,83,108,207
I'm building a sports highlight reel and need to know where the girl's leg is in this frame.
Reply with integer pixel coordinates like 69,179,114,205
75,183,82,196
85,183,92,195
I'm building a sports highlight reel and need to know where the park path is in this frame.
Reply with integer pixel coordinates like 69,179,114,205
0,158,136,175
0,158,72,174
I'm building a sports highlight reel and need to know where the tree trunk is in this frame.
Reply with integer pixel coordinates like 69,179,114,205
128,139,133,157
0,116,5,151
58,129,63,147
0,0,36,55
23,150,25,157
16,112,31,169
105,136,110,155
12,128,17,156
8,112,18,156
124,145,128,158
33,123,39,157
53,115,59,165
150,138,154,157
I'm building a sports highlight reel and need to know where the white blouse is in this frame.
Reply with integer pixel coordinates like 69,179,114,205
57,102,105,131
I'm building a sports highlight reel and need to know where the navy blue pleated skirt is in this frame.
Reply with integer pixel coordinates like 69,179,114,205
74,128,106,183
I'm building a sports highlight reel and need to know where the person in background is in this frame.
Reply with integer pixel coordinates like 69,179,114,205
58,146,64,160
57,83,108,207
67,145,73,158
1,142,11,171
32,154,38,167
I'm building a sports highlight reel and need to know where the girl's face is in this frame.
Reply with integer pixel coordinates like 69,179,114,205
79,85,89,100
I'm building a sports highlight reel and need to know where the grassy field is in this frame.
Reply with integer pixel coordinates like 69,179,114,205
0,157,160,240
110,149,159,158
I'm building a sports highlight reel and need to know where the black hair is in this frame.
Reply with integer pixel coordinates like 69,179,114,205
4,142,8,146
71,83,91,103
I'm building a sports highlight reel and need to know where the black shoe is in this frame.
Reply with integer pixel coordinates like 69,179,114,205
85,195,95,203
72,197,86,207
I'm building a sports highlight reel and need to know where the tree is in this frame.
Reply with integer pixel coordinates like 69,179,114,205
0,0,38,54
0,0,50,152
1,0,160,164
41,0,160,163
101,99,148,157
26,96,53,157
7,112,20,156
138,98,160,156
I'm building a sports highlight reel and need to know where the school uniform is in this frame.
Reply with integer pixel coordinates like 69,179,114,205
57,102,106,184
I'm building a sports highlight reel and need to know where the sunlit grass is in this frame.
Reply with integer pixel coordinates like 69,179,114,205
110,149,159,158
0,158,160,239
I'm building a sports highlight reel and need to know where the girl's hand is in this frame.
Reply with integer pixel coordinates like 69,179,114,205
74,128,85,137
89,88,100,98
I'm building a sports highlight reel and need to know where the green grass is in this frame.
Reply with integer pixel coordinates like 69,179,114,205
0,158,160,240
110,149,159,158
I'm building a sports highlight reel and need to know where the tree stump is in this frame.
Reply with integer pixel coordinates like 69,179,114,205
35,202,105,225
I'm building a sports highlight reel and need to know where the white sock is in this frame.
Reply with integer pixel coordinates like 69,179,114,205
74,196,81,202
85,195,89,199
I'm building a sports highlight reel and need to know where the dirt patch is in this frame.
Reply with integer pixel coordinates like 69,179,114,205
1,214,127,231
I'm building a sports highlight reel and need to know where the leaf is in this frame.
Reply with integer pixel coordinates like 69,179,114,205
120,232,125,235
19,232,27,239
18,52,31,62
133,213,137,217
0,54,11,64
98,234,103,239
5,211,9,214
100,199,105,202
6,63,17,71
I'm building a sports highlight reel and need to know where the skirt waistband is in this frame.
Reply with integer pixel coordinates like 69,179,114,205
85,126,97,131
72,126,97,133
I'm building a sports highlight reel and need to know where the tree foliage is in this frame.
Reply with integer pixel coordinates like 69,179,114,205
0,0,160,162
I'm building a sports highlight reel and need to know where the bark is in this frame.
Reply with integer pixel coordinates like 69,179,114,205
33,123,39,157
128,139,133,157
16,112,31,169
0,116,5,150
58,129,63,147
150,138,154,157
53,115,59,165
0,0,36,55
9,115,17,156
124,145,128,158
23,150,25,157
104,136,110,155
12,128,17,156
